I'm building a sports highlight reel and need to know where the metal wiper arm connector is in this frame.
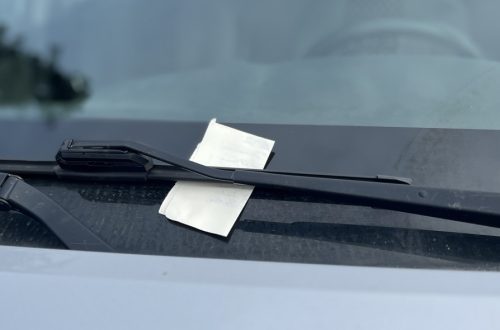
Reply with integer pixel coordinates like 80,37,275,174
57,139,500,229
0,172,112,252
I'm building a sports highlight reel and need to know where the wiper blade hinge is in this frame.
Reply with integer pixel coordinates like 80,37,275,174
57,139,154,172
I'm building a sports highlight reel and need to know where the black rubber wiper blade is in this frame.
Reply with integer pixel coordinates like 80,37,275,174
55,139,500,229
0,172,112,252
0,159,413,185
39,139,409,184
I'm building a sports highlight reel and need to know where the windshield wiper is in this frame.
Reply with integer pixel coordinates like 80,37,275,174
2,137,500,251
0,172,112,252
50,139,500,229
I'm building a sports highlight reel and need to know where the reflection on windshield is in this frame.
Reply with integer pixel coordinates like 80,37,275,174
2,1,500,129
0,24,88,112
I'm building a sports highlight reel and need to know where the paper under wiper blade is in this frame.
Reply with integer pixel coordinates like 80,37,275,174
55,139,500,229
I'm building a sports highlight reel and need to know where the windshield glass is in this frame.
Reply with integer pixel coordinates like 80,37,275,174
1,0,500,127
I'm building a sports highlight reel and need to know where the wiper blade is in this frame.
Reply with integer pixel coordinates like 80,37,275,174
51,139,412,184
54,139,500,229
0,172,112,252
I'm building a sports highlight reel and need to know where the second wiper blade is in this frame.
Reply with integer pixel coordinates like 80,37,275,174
53,139,500,229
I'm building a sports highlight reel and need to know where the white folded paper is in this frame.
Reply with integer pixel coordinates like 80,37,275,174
159,119,275,236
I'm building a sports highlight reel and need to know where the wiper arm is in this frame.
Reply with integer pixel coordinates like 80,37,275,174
55,139,411,183
55,139,500,229
0,173,112,252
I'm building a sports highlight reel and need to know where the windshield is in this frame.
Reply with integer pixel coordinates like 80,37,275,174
4,1,500,269
1,0,500,128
